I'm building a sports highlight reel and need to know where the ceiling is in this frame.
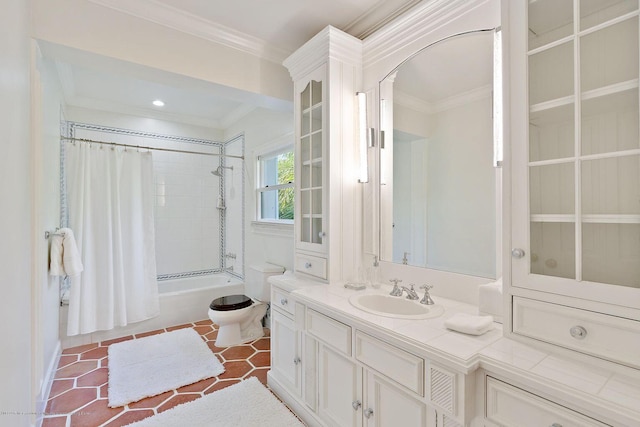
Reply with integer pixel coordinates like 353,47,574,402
44,0,423,130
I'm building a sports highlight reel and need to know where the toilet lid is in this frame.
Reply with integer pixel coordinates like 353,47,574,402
209,294,253,311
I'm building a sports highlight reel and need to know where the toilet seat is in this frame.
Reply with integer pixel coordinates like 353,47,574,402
209,294,253,311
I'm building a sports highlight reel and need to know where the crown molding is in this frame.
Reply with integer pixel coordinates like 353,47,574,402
363,0,493,70
395,84,492,116
282,26,363,81
394,90,434,115
343,0,424,39
88,0,291,64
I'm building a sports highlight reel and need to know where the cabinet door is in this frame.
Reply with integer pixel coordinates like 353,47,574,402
364,371,431,427
510,0,640,308
295,65,328,254
318,343,362,427
270,310,301,396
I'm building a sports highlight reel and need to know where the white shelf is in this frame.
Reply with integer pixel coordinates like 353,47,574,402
530,79,638,114
530,214,640,224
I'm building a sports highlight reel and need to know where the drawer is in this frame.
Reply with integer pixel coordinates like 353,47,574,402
295,253,327,280
355,331,424,396
513,297,640,367
272,287,296,316
486,376,608,427
306,309,352,356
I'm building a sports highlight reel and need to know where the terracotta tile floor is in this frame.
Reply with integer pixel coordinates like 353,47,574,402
42,320,272,427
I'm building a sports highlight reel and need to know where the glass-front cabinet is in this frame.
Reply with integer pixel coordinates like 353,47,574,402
297,73,326,253
509,0,640,367
283,26,361,283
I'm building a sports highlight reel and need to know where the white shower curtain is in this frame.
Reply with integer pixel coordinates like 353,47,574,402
66,142,159,336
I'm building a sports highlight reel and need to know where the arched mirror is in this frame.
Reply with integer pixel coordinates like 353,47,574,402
378,29,501,279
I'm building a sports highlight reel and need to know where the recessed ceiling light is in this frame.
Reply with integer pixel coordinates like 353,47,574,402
152,100,165,107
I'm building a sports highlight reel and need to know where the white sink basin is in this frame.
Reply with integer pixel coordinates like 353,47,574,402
349,293,444,319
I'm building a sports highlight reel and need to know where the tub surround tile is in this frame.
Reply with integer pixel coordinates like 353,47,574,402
42,321,273,427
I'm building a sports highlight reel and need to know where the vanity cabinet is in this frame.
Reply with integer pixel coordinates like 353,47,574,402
283,26,361,282
506,0,640,367
268,288,467,427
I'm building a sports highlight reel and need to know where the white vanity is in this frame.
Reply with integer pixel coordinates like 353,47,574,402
268,275,640,427
269,0,640,426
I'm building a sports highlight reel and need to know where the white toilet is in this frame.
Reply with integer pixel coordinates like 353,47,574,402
208,263,284,347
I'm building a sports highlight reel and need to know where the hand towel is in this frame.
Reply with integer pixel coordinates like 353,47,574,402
444,313,494,335
60,228,84,276
49,228,84,276
49,233,65,276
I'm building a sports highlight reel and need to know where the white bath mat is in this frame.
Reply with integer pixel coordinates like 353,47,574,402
108,328,224,407
124,377,304,427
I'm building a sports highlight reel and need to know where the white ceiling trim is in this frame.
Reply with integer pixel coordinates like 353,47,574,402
343,0,424,39
363,0,492,70
395,84,492,115
88,0,291,64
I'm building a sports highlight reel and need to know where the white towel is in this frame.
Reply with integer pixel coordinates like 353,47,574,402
49,228,84,276
49,233,65,276
444,313,494,335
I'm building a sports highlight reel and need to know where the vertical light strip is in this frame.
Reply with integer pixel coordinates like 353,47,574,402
357,92,369,183
493,28,504,167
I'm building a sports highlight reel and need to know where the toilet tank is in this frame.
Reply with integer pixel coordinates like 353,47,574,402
245,263,285,302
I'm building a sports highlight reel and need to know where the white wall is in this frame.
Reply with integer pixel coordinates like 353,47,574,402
224,108,295,273
31,0,292,103
0,0,33,425
31,56,67,418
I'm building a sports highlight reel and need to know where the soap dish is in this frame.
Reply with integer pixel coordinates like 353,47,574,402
344,283,367,290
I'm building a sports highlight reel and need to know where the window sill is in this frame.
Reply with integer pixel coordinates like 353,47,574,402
251,221,294,237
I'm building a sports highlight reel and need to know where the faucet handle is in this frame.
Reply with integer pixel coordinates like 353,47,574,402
419,284,435,305
389,278,402,285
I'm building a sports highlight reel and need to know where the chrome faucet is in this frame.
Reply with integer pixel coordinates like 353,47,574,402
402,252,410,265
401,284,419,300
389,278,403,296
419,284,435,305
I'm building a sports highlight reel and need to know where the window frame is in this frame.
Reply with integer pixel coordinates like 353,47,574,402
255,144,295,225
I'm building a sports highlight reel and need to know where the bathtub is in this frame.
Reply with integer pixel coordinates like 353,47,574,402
60,273,244,349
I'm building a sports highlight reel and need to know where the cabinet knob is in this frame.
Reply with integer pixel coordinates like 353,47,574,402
293,357,301,365
304,262,312,269
364,408,374,418
511,248,526,259
318,231,326,239
569,325,587,340
280,298,288,305
352,400,361,411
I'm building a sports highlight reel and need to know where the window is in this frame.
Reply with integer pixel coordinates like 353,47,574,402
256,147,294,223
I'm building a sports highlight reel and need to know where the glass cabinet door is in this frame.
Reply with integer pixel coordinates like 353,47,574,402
298,78,326,251
521,0,640,293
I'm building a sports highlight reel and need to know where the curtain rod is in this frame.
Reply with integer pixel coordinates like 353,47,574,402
60,136,244,160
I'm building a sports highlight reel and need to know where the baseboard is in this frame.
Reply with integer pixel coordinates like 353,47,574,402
267,372,324,427
36,340,61,427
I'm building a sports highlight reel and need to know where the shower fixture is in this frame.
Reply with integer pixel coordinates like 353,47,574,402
211,165,234,177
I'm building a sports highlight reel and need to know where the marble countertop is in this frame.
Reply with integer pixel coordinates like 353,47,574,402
269,273,640,426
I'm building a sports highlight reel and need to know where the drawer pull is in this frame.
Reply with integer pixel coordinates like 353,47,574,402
569,325,587,340
293,357,301,365
352,400,361,411
304,262,312,269
364,408,374,419
280,298,288,305
551,424,563,427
